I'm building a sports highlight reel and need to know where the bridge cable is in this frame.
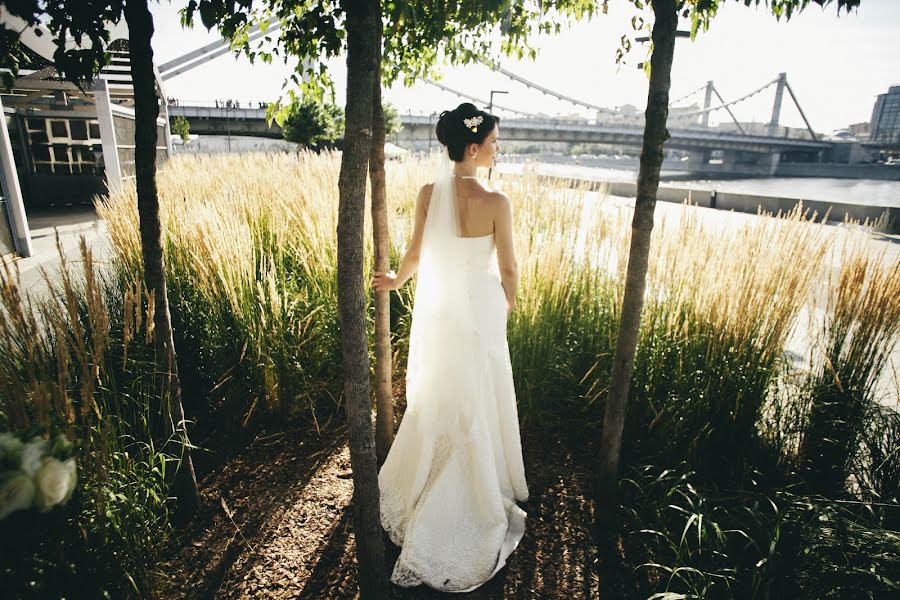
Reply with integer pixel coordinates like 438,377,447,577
421,79,537,117
481,58,718,115
711,84,746,135
784,80,818,141
678,76,779,117
478,58,619,114
668,83,707,107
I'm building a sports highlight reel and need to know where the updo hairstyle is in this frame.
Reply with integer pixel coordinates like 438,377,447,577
435,102,499,162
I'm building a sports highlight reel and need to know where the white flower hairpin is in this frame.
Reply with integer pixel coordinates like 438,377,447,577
463,115,483,133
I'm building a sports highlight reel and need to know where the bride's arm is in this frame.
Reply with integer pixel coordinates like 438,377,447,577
372,183,431,291
494,193,518,315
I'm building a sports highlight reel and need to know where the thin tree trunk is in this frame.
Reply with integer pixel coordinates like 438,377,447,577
597,0,677,535
369,16,394,467
125,0,199,519
337,0,387,595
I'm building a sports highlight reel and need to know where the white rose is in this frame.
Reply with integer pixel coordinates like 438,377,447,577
34,457,77,511
21,438,49,476
0,471,36,519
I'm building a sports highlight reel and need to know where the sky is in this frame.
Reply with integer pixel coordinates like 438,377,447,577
149,1,900,133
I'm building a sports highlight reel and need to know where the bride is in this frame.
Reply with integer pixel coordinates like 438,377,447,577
373,103,530,593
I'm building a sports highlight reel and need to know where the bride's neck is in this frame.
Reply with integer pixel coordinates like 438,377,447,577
452,164,478,179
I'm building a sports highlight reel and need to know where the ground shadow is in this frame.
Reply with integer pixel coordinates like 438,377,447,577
165,398,603,599
288,420,600,599
26,206,99,237
162,421,349,599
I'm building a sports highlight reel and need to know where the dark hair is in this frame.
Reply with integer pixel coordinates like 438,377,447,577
435,103,499,162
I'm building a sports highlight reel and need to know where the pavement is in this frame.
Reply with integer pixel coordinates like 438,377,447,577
2,206,111,302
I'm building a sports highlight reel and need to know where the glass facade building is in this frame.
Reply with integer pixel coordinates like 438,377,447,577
869,85,900,144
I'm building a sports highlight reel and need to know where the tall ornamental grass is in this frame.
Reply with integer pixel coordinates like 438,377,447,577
621,462,900,599
2,152,897,599
98,153,349,431
501,175,623,423
0,240,172,599
799,231,900,495
626,207,831,481
98,154,897,486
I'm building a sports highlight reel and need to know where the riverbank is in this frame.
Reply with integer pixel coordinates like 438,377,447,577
496,158,900,234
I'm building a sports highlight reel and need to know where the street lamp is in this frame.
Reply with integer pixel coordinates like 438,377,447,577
428,112,435,152
634,30,689,43
488,90,508,113
635,31,690,69
487,91,508,181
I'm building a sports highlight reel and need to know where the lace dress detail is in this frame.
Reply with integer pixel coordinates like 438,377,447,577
378,170,529,593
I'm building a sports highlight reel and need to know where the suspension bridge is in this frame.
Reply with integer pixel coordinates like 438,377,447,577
168,70,832,176
159,23,851,176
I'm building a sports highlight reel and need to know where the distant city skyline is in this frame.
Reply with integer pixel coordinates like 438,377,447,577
149,1,900,133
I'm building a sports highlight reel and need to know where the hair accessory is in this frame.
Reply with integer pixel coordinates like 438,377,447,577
463,115,483,133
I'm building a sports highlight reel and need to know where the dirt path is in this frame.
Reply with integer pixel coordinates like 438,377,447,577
163,409,601,599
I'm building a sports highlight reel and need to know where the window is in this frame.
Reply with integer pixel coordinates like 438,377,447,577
49,120,68,138
23,116,104,175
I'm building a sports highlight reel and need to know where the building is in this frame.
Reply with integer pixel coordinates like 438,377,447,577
847,121,869,140
869,85,900,144
0,12,172,258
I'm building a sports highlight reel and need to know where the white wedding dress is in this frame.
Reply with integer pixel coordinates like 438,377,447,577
378,165,530,593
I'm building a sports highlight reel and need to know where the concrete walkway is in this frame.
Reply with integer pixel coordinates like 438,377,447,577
2,206,111,301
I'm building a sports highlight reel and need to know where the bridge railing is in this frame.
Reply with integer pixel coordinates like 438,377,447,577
399,113,825,145
168,103,823,146
165,99,273,110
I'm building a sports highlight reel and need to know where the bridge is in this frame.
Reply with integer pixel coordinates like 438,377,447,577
160,23,870,176
170,101,832,175
170,104,831,154
169,104,280,137
398,114,830,158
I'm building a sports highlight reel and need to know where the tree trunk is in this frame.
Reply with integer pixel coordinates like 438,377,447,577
124,0,199,520
369,17,394,467
337,0,387,596
597,0,677,535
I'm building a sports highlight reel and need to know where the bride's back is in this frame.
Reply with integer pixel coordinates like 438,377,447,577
425,178,501,239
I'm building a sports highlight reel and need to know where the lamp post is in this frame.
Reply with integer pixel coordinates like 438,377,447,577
635,31,689,70
488,89,508,113
428,111,434,152
487,91,508,180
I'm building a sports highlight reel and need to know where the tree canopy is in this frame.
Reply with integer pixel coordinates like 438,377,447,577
180,0,602,112
281,98,344,147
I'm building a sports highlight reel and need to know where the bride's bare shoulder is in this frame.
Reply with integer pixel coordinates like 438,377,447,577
417,182,435,210
482,189,511,210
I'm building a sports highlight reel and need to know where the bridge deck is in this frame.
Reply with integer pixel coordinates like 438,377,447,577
170,105,833,154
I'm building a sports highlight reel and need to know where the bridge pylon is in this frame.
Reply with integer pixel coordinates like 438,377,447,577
700,80,714,127
768,72,787,136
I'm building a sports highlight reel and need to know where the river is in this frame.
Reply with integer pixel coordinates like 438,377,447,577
498,153,900,208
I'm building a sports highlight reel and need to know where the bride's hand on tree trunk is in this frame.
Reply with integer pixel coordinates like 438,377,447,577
372,270,399,292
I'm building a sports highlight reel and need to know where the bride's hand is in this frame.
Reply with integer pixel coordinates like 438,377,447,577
372,270,399,292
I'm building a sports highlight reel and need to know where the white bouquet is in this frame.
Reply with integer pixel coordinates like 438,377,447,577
0,431,78,520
